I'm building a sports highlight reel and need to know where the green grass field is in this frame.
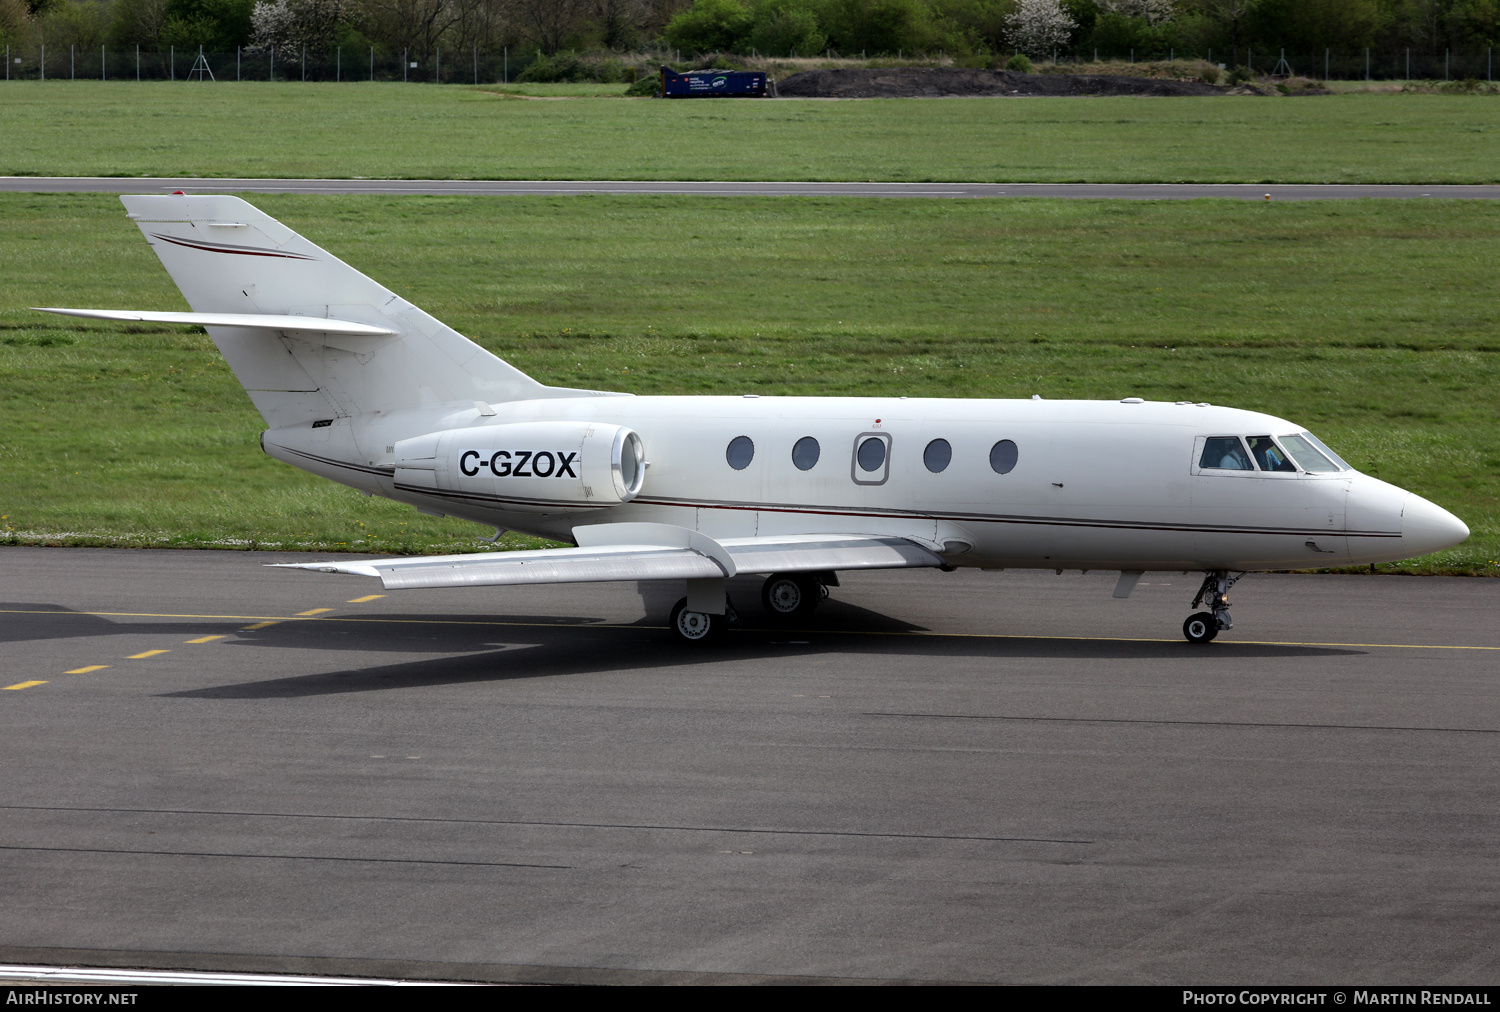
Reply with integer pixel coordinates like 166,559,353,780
0,82,1497,182
2,192,1495,572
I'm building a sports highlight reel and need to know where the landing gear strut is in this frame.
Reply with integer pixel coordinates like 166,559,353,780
1184,570,1243,644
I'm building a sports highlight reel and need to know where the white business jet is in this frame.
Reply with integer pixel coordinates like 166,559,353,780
37,195,1469,644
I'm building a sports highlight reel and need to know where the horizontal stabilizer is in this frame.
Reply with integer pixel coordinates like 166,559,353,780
273,529,944,592
33,307,397,337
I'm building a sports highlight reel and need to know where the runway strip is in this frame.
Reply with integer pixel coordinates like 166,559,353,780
4,177,1499,199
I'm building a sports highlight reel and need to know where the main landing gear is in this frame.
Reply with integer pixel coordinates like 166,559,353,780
760,571,832,622
669,571,836,644
670,596,733,643
1183,570,1244,644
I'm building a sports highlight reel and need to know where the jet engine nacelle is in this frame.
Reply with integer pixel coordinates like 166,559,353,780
392,421,645,513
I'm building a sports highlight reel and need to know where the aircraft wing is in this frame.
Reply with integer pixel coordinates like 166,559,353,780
272,523,944,591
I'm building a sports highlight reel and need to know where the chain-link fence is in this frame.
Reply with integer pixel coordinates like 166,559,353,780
1,43,1494,83
0,45,545,83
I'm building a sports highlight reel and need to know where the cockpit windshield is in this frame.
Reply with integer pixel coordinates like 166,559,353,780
1298,431,1350,470
1246,436,1298,472
1278,433,1341,472
1201,432,1351,474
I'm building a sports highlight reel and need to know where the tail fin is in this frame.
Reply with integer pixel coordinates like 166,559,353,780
120,194,576,428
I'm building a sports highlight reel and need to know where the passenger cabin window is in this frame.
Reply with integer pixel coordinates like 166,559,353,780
1200,436,1253,471
851,433,892,485
792,436,820,471
726,435,755,471
923,438,952,473
989,439,1018,475
1247,436,1297,472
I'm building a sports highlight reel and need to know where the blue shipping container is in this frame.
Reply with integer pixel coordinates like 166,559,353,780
661,66,768,98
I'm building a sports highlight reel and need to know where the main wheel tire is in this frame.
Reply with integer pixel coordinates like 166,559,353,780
761,573,820,621
671,597,723,644
1183,612,1219,644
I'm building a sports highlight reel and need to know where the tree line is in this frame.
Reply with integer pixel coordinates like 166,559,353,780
1,0,1495,71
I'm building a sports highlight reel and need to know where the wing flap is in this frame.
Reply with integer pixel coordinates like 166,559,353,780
721,534,944,574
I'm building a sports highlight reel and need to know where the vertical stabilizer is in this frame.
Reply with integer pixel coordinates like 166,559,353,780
119,194,565,428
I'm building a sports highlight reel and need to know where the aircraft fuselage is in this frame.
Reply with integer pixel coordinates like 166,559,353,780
263,394,1463,573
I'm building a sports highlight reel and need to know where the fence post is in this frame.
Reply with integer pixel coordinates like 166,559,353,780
436,47,439,83
1365,48,1369,81
503,46,507,83
270,45,274,81
71,44,74,81
136,45,139,81
1445,48,1449,81
370,46,373,82
1325,47,1329,81
170,45,174,81
102,45,105,81
301,44,305,82
40,44,44,81
6,46,8,83
337,46,340,82
237,47,240,81
1406,48,1409,81
473,47,477,85
403,48,407,83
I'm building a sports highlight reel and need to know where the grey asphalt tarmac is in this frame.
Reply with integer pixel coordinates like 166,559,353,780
4,177,1500,199
1,547,1497,984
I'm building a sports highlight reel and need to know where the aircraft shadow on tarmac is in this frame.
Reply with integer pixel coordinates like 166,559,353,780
163,601,1363,701
0,603,228,644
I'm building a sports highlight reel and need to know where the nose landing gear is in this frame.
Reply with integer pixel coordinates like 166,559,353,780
1184,570,1243,644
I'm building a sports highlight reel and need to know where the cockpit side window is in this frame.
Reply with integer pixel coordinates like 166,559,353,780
1200,436,1254,471
1246,436,1297,472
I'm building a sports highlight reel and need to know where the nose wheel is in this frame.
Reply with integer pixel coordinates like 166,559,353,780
1183,612,1218,643
1184,570,1243,644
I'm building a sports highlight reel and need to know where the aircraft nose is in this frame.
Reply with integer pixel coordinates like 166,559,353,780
1402,494,1470,556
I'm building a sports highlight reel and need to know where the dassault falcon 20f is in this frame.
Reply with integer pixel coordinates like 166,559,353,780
37,195,1469,644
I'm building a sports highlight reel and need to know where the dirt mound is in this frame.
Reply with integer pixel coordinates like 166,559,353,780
777,67,1225,98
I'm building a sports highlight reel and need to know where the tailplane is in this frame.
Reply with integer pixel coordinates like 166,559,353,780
102,194,591,427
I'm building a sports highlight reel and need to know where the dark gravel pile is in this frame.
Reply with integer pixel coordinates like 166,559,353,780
776,67,1225,98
